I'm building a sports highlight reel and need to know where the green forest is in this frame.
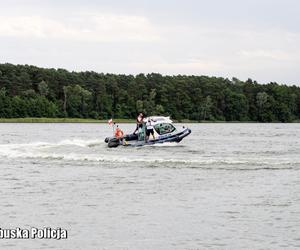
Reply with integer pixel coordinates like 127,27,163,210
0,63,299,122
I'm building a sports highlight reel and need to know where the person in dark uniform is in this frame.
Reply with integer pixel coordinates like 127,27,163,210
133,113,144,134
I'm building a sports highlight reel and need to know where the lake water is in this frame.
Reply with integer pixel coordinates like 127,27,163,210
0,123,300,250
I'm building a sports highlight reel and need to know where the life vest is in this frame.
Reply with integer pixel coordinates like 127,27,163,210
115,128,124,138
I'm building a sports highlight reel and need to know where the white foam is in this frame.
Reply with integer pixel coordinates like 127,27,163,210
0,145,298,168
0,139,103,161
0,139,299,169
0,138,103,149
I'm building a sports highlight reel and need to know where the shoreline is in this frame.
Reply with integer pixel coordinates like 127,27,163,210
0,118,298,123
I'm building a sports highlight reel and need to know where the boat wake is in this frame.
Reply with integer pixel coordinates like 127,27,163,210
0,138,103,149
0,139,299,170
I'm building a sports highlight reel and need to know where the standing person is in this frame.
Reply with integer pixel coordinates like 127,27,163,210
133,113,144,134
146,118,155,141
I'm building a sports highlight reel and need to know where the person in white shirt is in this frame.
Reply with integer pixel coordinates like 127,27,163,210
146,118,155,141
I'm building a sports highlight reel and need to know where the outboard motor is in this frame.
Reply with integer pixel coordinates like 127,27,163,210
108,138,120,148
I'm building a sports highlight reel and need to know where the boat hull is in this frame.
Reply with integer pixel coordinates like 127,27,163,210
105,128,191,148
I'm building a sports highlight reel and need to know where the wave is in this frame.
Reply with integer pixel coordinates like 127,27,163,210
0,139,299,170
0,139,104,161
0,138,103,149
56,139,104,147
0,149,299,169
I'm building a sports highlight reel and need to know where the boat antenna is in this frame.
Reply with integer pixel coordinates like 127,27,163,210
113,122,116,136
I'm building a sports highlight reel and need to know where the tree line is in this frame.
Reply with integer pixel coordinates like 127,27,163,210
0,63,299,122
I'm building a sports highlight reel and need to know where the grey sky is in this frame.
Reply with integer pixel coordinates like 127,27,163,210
0,0,299,85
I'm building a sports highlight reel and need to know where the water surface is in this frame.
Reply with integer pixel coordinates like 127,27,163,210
0,123,299,249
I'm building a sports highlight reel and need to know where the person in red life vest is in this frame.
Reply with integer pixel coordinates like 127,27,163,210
115,125,124,139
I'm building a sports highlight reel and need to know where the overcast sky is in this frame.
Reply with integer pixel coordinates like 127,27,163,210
0,0,299,85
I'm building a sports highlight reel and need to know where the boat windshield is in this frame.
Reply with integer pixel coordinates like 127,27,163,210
154,123,176,135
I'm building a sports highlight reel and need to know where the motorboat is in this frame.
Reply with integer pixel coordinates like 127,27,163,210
104,116,191,148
